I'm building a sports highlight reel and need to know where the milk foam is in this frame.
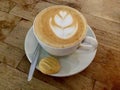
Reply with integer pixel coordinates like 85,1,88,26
49,10,78,39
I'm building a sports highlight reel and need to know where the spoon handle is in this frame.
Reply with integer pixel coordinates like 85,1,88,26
28,45,40,81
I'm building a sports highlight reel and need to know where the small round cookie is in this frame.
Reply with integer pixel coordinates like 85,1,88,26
39,57,61,74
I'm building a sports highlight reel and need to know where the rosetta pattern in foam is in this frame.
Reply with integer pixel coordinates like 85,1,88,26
49,10,78,39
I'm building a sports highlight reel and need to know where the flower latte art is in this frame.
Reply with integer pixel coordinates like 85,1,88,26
49,11,78,39
34,6,87,48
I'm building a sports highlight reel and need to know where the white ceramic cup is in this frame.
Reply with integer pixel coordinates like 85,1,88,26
33,26,98,56
33,7,98,56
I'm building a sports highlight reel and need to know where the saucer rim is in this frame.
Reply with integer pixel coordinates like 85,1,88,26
24,25,97,77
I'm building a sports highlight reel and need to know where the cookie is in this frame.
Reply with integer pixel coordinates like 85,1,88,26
39,57,61,74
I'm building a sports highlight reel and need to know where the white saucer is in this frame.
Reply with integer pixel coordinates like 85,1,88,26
25,26,97,77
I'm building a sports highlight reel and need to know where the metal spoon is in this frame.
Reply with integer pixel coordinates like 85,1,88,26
28,44,40,81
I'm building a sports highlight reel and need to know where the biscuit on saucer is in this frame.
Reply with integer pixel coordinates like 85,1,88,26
39,57,61,74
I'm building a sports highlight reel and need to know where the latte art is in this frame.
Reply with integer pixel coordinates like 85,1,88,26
49,11,78,39
34,5,87,48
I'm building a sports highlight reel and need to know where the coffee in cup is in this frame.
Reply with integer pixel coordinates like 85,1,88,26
34,5,87,48
33,5,98,56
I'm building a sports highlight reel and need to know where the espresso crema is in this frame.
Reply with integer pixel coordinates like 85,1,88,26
34,5,87,48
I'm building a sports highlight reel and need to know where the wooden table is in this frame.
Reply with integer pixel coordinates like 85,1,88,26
0,0,120,90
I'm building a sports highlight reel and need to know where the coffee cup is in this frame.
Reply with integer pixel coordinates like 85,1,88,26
33,5,98,56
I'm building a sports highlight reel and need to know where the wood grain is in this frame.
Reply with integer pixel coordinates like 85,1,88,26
0,11,21,40
94,44,120,66
45,0,85,6
81,61,120,85
0,0,16,12
60,74,94,90
94,29,120,51
0,0,120,89
83,13,120,36
0,42,24,68
0,63,59,90
32,1,55,16
4,20,32,50
10,5,35,21
11,0,39,5
93,81,112,90
81,0,120,23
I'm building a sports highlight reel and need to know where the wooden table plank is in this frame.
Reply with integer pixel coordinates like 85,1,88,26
0,42,24,68
60,74,94,90
45,0,85,6
81,0,120,23
0,0,120,89
83,13,120,36
94,28,120,51
10,5,35,21
0,11,21,40
81,61,120,85
0,63,59,90
0,0,16,12
11,0,38,5
93,81,112,90
4,20,32,50
32,1,55,16
94,44,120,65
10,1,56,21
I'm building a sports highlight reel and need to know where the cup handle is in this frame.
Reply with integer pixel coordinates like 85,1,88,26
78,36,98,51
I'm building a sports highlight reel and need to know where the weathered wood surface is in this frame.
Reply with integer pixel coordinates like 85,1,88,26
0,0,120,90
